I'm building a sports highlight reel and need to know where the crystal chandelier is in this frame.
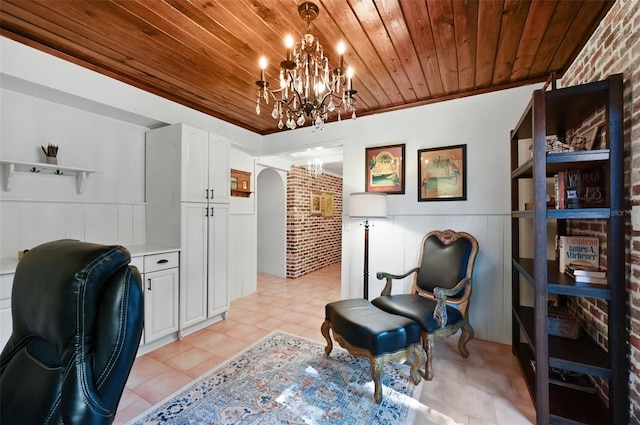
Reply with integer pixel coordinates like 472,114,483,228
255,2,357,131
306,158,324,178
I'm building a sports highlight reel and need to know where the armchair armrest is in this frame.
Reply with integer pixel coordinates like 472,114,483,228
433,277,470,328
376,267,420,296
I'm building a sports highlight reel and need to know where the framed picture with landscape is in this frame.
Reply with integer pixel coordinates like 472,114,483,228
365,144,405,194
418,144,467,202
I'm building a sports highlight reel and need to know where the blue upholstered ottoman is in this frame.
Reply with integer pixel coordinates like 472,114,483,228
320,298,425,403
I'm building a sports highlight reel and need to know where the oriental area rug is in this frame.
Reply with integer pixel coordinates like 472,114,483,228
130,331,423,424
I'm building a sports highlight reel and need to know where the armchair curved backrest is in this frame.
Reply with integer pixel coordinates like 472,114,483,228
412,229,478,313
0,240,144,425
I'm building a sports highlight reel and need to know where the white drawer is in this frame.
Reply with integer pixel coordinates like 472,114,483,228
0,273,14,301
129,256,144,273
144,252,179,273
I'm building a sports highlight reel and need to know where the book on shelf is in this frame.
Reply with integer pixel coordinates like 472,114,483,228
554,171,566,209
558,235,599,273
565,168,605,209
571,274,608,285
565,264,607,278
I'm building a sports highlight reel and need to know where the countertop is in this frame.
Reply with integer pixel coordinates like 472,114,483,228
0,243,179,274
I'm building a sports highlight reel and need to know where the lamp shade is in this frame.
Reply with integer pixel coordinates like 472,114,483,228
349,192,387,218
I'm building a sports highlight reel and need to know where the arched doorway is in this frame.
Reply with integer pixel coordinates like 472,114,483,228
256,168,286,277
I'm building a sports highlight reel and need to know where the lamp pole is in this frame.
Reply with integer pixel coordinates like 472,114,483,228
348,192,387,301
363,218,370,300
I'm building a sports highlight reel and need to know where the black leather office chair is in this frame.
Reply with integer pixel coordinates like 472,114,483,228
0,240,144,425
372,229,478,381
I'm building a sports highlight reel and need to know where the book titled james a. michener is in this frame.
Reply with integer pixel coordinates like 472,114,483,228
558,235,599,273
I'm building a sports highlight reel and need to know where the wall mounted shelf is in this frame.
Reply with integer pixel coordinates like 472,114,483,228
0,160,97,194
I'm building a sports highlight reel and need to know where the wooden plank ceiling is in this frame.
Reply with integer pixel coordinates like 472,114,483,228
0,0,613,135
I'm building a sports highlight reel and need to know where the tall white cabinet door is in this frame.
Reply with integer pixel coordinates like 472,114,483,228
144,268,179,342
180,203,208,328
181,125,210,203
208,136,231,204
208,204,229,317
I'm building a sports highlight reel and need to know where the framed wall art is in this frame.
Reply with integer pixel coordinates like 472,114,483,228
418,144,467,202
321,192,334,218
365,144,405,194
310,192,322,216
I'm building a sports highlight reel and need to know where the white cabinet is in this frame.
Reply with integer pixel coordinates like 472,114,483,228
172,125,230,204
144,267,179,343
132,251,179,345
179,203,229,329
146,123,230,336
208,138,230,204
0,273,14,349
208,204,229,317
179,203,208,328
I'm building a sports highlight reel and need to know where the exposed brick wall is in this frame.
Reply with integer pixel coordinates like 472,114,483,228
559,0,640,421
286,166,342,278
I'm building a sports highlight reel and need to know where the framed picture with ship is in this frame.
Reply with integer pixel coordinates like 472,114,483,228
418,144,467,201
365,144,405,194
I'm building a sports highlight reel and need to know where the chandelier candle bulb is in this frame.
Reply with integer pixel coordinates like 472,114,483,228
285,35,293,61
259,57,267,82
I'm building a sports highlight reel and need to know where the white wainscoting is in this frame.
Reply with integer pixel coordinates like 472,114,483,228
0,200,146,258
343,214,511,344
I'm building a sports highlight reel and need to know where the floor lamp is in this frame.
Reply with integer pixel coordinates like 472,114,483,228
349,192,387,300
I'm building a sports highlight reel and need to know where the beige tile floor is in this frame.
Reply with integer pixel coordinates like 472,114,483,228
115,263,536,424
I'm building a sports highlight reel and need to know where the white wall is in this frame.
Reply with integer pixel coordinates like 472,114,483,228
0,88,147,257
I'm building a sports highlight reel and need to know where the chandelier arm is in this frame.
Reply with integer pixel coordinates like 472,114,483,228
276,98,304,118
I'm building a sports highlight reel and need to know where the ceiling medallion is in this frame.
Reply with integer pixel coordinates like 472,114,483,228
255,1,357,131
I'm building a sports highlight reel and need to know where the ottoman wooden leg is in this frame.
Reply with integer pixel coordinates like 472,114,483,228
321,320,333,355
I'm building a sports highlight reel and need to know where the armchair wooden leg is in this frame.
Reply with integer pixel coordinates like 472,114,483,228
458,322,474,358
421,333,435,381
410,345,426,384
321,320,333,355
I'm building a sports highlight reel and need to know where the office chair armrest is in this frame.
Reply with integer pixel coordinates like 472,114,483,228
433,277,470,328
376,267,420,296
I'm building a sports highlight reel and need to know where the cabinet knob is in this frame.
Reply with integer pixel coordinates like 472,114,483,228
205,189,209,199
157,259,169,264
147,279,152,290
